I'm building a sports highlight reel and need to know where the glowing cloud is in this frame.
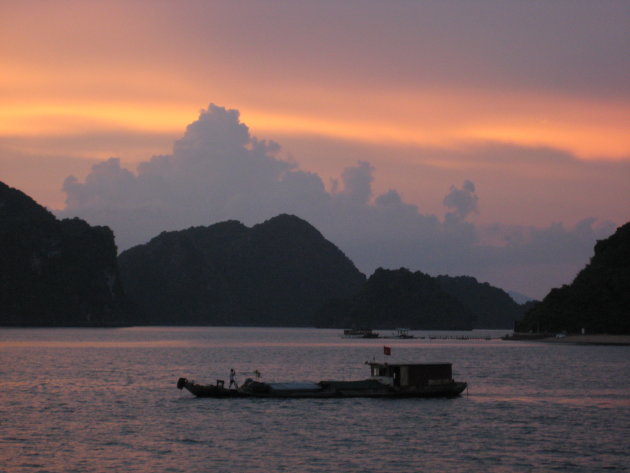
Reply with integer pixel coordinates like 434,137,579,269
58,105,618,298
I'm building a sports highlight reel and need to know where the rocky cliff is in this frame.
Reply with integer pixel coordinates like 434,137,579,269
517,222,630,334
0,182,130,326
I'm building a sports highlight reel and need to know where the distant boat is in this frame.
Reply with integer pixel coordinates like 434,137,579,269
391,328,414,339
342,328,380,338
177,361,467,398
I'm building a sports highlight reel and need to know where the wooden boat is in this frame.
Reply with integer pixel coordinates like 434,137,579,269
177,362,467,399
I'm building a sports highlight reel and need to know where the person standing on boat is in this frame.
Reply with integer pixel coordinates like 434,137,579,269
229,368,238,389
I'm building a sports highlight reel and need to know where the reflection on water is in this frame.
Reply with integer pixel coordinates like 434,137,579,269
0,340,194,348
1,327,629,473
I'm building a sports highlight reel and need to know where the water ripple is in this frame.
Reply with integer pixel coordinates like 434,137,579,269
1,327,628,473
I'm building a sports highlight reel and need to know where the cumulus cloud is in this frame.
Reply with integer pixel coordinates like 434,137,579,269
443,180,478,220
59,104,619,298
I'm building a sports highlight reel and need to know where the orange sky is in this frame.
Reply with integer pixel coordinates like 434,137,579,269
1,0,629,224
3,60,629,160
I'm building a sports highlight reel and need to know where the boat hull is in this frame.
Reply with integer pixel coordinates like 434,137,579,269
177,378,246,397
177,377,467,399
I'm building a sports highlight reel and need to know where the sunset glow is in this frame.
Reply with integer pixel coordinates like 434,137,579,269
2,83,628,161
1,0,629,297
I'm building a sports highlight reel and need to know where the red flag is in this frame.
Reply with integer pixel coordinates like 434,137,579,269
383,346,391,356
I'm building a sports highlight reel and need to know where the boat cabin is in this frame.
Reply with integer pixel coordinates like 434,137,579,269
368,362,453,387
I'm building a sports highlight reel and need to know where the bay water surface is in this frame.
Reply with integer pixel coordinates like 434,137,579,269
1,327,629,472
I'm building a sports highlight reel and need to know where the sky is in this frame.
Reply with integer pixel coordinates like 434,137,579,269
1,0,629,299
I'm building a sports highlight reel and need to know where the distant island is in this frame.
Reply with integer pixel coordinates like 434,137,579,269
436,275,532,329
314,268,476,330
4,179,626,332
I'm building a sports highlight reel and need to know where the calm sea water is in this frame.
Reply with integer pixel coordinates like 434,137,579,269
1,327,628,473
